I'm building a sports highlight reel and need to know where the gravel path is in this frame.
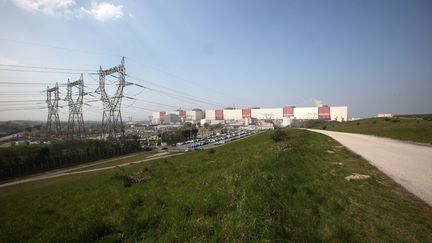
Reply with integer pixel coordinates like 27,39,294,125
308,129,432,206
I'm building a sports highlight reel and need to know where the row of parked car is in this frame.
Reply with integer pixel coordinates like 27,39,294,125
183,130,258,152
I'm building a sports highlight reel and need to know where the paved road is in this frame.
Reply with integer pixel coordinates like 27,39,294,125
308,129,432,206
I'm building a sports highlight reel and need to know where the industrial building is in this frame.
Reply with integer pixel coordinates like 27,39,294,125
152,105,348,125
152,109,205,124
186,109,205,123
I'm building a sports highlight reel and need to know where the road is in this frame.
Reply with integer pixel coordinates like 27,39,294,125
308,129,432,206
0,152,183,189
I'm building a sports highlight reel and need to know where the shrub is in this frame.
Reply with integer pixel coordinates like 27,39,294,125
271,129,287,142
322,125,327,130
112,169,153,187
208,149,215,154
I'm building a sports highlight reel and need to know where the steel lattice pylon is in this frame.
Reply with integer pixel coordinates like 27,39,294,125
65,74,86,139
46,82,61,137
96,57,131,141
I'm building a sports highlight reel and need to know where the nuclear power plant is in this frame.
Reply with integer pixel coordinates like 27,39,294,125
151,105,348,127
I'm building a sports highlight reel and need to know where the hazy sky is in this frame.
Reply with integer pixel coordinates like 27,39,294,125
0,0,431,121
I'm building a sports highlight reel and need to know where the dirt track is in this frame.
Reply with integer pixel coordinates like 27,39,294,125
308,129,432,206
0,152,182,189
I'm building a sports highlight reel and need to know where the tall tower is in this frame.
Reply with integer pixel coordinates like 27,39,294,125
46,82,61,137
65,74,86,139
96,57,130,141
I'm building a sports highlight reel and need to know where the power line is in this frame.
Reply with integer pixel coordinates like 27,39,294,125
0,81,64,85
127,74,228,107
0,64,97,72
124,95,192,110
0,68,97,75
126,57,234,100
0,106,45,111
0,99,46,103
0,38,123,58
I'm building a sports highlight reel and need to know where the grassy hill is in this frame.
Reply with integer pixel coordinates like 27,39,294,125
1,129,432,242
309,115,432,144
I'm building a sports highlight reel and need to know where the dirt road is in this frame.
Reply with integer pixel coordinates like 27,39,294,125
308,129,432,206
0,152,182,189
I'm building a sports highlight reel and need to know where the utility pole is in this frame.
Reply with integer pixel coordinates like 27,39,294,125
46,82,61,137
96,57,131,142
65,74,86,140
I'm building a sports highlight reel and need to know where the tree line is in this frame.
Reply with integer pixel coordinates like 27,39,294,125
160,125,198,145
0,139,142,181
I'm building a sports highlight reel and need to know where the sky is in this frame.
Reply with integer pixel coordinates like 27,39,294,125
0,0,431,121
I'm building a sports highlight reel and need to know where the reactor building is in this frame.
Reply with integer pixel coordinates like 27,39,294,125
151,105,348,125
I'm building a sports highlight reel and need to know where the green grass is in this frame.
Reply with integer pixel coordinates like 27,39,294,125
1,129,432,242
311,116,432,144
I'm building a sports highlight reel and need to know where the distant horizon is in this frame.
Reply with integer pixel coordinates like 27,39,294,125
2,109,431,122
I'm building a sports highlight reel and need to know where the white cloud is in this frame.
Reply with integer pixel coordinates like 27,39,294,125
12,0,76,16
80,2,123,21
11,0,124,21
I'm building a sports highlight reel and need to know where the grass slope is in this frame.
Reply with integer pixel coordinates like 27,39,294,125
312,116,432,144
1,129,432,242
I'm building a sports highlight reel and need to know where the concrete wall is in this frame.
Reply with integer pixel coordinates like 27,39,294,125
293,107,318,119
251,108,283,120
330,106,348,122
224,109,242,120
152,112,160,119
186,110,205,122
205,110,215,120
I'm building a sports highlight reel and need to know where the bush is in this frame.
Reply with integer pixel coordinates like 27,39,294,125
271,129,287,142
208,149,215,154
322,125,327,130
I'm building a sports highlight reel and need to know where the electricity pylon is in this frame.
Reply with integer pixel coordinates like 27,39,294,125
46,82,61,137
95,57,131,141
65,74,86,139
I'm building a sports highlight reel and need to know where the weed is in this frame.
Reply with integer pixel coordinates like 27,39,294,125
271,129,288,142
130,196,144,209
112,169,152,187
